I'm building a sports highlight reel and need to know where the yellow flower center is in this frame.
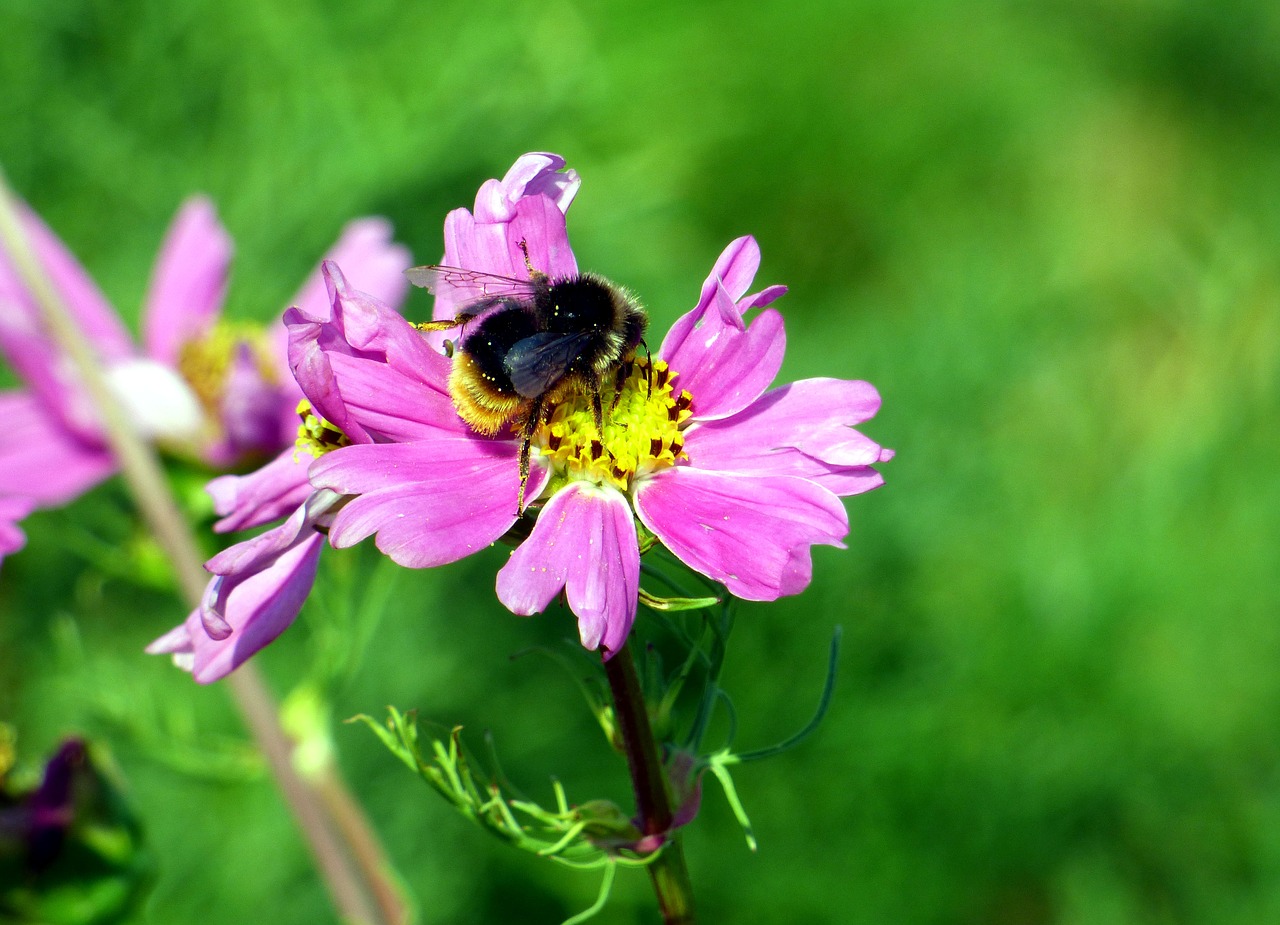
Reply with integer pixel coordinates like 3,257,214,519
535,358,692,494
176,322,277,415
295,399,350,459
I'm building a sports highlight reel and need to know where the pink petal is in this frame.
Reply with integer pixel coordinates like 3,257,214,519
286,263,388,444
0,390,114,505
312,440,547,568
442,195,576,285
474,153,580,222
507,194,578,279
325,351,465,442
141,196,232,366
207,447,312,533
683,378,892,495
634,467,848,602
496,483,639,655
694,236,762,315
661,300,786,422
0,200,146,442
288,264,454,446
205,491,329,578
167,529,322,683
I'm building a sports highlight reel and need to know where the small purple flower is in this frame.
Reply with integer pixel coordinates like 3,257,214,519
0,195,411,549
0,738,88,872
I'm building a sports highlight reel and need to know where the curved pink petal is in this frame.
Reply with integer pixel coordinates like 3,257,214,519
693,236,762,317
441,196,575,287
683,378,892,495
634,467,848,602
437,152,581,315
507,194,578,279
474,153,580,222
141,196,232,366
325,351,465,442
661,301,786,422
288,262,453,444
312,440,547,568
0,199,197,447
496,482,639,655
285,263,386,444
148,529,323,683
662,237,786,352
207,447,312,533
0,390,114,505
205,491,329,579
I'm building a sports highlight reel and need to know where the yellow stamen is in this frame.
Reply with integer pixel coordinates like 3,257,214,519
534,358,691,495
176,321,277,415
294,399,350,459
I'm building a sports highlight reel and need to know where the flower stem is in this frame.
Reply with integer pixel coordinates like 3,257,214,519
603,640,696,924
0,170,406,925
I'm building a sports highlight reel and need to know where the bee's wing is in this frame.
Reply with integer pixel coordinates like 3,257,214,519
405,265,539,301
503,331,593,399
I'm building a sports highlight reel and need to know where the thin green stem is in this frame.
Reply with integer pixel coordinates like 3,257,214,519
603,641,696,925
0,170,405,925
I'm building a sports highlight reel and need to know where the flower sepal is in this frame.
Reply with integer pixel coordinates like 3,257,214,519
636,587,721,613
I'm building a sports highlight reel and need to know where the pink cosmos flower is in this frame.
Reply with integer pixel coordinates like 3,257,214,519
0,194,411,554
303,156,890,656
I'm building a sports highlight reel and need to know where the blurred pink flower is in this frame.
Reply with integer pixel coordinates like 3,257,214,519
0,194,410,556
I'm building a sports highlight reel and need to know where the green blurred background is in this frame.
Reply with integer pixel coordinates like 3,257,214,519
3,0,1280,922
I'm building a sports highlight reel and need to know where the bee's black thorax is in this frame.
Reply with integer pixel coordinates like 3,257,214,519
541,274,646,376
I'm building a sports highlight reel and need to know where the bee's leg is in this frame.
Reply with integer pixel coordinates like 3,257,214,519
591,383,605,434
516,239,537,278
642,340,653,396
516,396,544,515
609,362,629,414
414,311,474,334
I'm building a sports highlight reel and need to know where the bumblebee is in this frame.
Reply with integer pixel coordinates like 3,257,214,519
408,255,647,511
